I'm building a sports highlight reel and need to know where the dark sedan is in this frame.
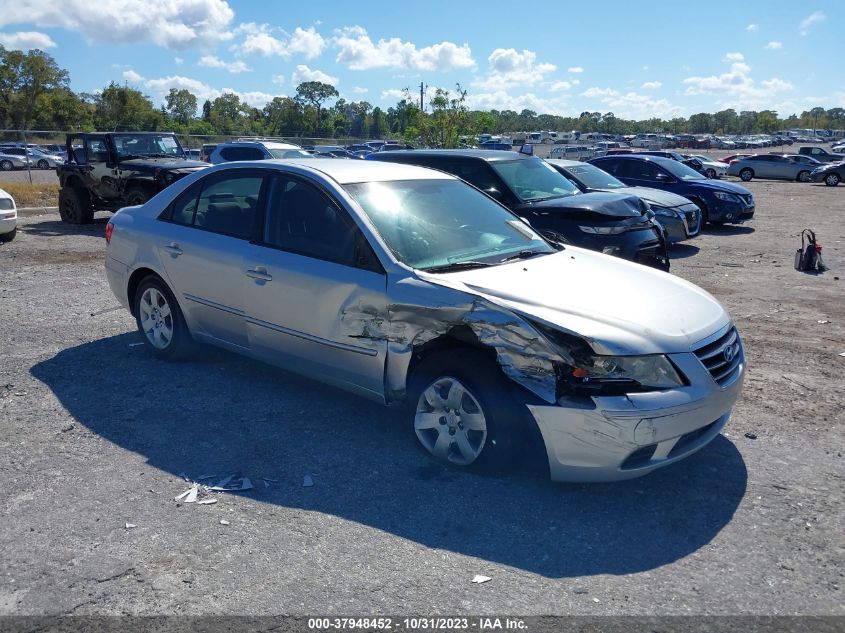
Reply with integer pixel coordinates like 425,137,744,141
810,161,844,186
369,149,670,270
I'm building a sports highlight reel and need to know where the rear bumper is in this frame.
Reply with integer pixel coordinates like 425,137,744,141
105,255,131,311
527,338,745,482
0,215,16,234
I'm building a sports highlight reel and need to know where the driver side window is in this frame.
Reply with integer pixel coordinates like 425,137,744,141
86,139,109,163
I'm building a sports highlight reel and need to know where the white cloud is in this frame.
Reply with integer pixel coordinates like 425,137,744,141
234,90,278,108
291,64,338,86
799,11,825,36
351,86,368,94
0,0,235,49
333,26,475,71
143,74,281,110
466,90,569,115
550,81,572,92
271,74,285,85
567,66,584,73
472,48,556,90
198,55,251,73
381,88,406,100
746,24,758,32
580,87,682,120
723,52,744,62
122,69,144,82
235,24,325,60
0,30,56,50
682,58,794,110
174,57,184,65
764,41,782,50
641,81,662,89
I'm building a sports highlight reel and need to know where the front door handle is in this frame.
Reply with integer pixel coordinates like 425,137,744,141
246,267,272,282
163,242,183,257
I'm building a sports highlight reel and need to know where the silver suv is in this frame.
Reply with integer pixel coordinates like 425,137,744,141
209,140,313,164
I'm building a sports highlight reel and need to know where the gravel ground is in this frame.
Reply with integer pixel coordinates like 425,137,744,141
0,175,843,617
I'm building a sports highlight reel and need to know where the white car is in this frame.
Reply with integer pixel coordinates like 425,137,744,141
104,159,744,482
0,151,30,171
0,188,17,241
688,155,728,179
209,140,312,164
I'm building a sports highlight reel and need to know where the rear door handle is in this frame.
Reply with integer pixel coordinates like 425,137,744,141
163,242,183,257
246,267,272,282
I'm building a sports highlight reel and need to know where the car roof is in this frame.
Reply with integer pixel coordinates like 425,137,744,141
594,154,677,165
377,149,532,162
220,141,301,150
207,158,457,184
545,158,584,167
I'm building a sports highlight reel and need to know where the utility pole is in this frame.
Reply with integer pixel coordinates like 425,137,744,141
419,82,426,112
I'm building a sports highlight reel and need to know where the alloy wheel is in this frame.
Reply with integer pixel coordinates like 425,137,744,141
415,376,488,466
139,287,174,349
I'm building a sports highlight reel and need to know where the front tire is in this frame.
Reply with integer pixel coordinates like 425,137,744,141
797,170,811,183
408,349,529,473
133,276,192,359
125,186,151,206
37,159,49,169
739,168,754,182
0,160,13,171
58,186,94,224
705,168,716,179
0,227,15,242
824,173,840,186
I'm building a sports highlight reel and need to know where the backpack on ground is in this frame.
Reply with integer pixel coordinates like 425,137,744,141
794,229,825,272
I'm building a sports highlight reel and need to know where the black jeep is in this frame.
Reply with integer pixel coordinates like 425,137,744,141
57,132,208,224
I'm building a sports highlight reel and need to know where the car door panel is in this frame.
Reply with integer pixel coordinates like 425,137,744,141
243,174,388,398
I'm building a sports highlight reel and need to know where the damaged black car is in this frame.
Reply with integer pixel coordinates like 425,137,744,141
368,149,669,270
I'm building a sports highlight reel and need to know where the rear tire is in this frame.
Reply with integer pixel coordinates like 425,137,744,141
58,186,94,224
824,173,840,186
0,160,13,171
408,349,530,473
0,227,15,242
37,159,49,169
705,168,716,179
125,186,151,206
133,276,193,360
797,170,811,183
739,168,753,182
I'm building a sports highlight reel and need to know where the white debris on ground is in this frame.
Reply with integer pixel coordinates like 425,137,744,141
124,523,137,529
219,519,230,525
171,473,273,510
471,575,491,584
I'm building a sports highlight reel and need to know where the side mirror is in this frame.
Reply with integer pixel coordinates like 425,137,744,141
655,172,673,182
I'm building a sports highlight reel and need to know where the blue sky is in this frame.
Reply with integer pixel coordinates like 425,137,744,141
0,0,841,119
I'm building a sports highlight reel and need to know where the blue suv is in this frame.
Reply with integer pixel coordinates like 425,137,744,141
590,154,755,225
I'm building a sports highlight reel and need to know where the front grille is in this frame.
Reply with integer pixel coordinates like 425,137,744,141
668,420,720,459
681,205,702,236
693,327,743,387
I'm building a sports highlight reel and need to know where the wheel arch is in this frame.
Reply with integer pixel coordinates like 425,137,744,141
126,266,181,319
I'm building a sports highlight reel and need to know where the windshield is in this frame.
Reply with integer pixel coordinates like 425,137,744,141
660,159,707,181
344,179,555,270
269,149,313,159
113,134,184,158
562,163,626,189
491,159,580,201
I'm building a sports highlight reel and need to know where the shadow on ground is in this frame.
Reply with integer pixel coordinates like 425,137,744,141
669,243,700,259
21,215,109,238
32,333,747,579
703,224,755,236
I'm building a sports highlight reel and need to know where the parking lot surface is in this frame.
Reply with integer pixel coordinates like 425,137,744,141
0,178,843,615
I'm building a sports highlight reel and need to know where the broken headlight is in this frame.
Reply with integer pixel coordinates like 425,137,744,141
562,354,685,395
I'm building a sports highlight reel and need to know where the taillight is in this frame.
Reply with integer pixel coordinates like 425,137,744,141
105,222,114,245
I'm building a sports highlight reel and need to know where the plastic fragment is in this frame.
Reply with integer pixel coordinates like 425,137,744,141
197,498,217,505
184,487,198,503
174,489,193,502
303,475,314,488
471,575,492,584
125,523,137,529
219,519,230,525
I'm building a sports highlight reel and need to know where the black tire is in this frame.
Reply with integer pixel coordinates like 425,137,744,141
0,227,15,242
58,186,94,224
797,170,811,183
824,173,840,186
125,186,151,206
691,198,710,225
407,349,530,473
133,276,193,360
37,159,49,170
0,160,13,171
739,168,754,182
705,168,716,179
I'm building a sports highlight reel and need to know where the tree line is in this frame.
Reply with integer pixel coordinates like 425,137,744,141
1,46,843,144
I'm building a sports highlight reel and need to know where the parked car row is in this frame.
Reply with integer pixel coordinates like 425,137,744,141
0,143,67,170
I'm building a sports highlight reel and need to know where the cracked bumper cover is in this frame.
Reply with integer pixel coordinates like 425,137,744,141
527,350,745,482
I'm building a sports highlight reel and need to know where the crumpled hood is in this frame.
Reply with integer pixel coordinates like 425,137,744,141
518,191,644,218
605,186,693,209
117,157,208,172
424,248,729,355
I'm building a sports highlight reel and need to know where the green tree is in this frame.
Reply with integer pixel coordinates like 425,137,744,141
294,81,339,133
0,45,69,128
94,82,161,130
165,88,198,125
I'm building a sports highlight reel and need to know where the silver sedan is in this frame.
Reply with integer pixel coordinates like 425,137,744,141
105,159,744,481
727,154,815,182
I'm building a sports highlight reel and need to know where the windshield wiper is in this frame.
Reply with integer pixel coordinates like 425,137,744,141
422,261,497,273
498,249,551,263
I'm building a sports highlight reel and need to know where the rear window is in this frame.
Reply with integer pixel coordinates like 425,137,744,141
0,198,14,210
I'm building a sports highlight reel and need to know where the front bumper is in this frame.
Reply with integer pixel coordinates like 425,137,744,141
656,204,701,242
528,327,745,482
708,195,755,224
